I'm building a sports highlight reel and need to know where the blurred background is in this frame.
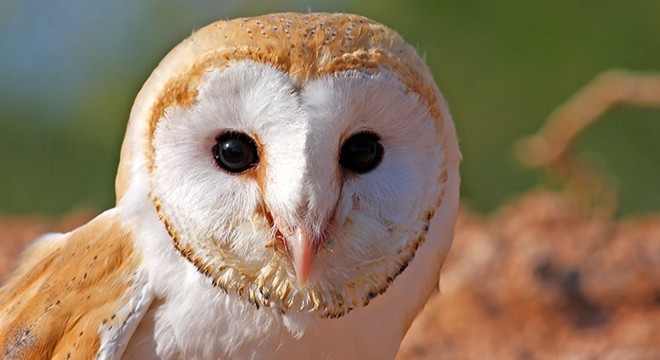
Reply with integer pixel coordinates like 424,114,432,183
1,0,659,216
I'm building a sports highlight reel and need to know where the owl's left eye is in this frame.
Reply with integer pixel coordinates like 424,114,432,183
212,131,259,174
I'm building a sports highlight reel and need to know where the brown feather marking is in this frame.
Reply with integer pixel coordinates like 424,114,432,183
0,210,141,359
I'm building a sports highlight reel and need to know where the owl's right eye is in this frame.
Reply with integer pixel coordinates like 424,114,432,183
212,131,259,174
339,131,384,174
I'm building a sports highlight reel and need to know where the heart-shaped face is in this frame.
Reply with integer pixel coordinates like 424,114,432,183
119,13,460,318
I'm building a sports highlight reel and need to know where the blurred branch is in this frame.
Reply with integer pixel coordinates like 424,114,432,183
515,70,660,216
517,70,660,168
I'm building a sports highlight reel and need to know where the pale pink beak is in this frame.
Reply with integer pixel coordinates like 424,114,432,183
272,215,326,284
287,227,318,284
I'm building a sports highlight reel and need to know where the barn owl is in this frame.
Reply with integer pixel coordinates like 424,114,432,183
0,13,460,359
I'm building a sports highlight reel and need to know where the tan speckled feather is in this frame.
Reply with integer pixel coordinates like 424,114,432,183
0,210,145,359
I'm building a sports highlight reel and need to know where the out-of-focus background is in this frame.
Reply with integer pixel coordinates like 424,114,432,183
1,0,658,216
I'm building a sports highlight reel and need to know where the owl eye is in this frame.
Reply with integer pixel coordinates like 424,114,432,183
212,131,259,174
339,131,384,174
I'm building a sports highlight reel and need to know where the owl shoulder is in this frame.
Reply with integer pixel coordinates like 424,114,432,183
0,209,153,359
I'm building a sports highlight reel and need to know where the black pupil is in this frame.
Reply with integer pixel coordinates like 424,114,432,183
213,132,258,173
339,131,384,174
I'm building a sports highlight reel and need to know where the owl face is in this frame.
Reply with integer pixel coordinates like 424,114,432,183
119,13,457,318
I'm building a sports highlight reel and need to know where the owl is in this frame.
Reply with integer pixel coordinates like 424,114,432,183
0,13,460,359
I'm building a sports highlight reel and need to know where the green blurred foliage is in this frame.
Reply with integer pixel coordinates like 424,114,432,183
348,0,660,215
0,0,658,216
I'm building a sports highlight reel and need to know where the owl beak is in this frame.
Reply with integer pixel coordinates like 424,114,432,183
288,227,318,284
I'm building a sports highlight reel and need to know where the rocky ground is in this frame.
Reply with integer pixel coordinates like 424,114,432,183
1,191,658,359
398,191,660,359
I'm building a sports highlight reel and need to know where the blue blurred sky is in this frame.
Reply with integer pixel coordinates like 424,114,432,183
1,1,240,120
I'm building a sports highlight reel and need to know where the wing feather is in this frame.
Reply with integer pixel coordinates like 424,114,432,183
0,209,153,360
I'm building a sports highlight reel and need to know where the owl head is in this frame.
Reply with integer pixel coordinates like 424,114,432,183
115,13,460,318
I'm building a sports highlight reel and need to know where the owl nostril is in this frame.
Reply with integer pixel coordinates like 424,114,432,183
274,228,287,252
